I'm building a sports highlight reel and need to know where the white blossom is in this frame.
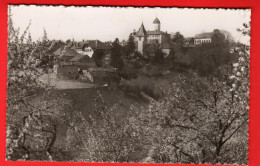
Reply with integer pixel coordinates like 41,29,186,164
229,75,235,79
236,72,242,76
239,57,245,62
233,63,239,67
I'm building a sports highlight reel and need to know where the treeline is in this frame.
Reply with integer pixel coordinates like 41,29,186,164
173,30,237,76
100,29,236,78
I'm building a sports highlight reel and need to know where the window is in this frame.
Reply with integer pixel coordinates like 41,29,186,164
139,37,141,41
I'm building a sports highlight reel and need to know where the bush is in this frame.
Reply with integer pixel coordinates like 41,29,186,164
120,76,170,100
188,43,231,76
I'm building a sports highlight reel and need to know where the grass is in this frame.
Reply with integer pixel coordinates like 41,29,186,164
52,87,149,162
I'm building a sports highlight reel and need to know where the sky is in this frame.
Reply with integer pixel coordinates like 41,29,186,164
10,5,251,44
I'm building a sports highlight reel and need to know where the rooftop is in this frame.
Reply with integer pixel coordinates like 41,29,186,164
70,40,110,50
195,32,213,39
61,48,81,57
153,17,160,24
136,23,147,37
69,54,86,62
147,30,167,35
53,45,66,56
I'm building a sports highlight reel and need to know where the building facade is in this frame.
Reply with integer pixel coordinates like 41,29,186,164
194,32,213,45
132,17,171,54
70,40,110,57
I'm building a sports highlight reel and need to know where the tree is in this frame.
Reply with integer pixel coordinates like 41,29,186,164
125,33,136,57
42,27,48,42
164,49,176,67
172,31,184,44
92,49,106,67
27,32,32,45
136,70,248,164
7,10,73,161
134,23,250,164
8,7,18,43
237,22,251,37
189,30,231,76
152,48,165,65
66,92,143,162
212,29,226,46
111,38,124,69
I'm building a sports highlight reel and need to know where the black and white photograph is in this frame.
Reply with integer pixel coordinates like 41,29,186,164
7,5,250,164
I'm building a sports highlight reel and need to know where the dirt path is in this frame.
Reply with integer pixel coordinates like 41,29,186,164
39,73,96,89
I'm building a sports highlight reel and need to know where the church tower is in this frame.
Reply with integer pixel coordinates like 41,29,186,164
153,17,161,31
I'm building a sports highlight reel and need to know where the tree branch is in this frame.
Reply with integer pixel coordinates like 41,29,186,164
222,118,248,144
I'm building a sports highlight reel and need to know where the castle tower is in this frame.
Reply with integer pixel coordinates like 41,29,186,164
153,17,161,31
135,22,147,54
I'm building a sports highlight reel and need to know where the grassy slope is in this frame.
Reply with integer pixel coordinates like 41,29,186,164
50,67,189,162
53,87,149,162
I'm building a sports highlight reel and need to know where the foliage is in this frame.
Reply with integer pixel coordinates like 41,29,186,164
143,41,159,58
211,29,226,46
125,33,136,57
6,6,250,164
120,76,170,100
92,49,106,67
42,27,48,42
111,38,124,69
152,48,165,65
172,32,184,44
66,92,143,162
143,42,165,65
188,41,231,76
136,69,248,164
7,8,72,161
133,24,250,164
237,23,251,36
6,92,73,161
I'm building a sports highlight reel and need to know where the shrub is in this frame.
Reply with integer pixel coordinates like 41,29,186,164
120,76,170,100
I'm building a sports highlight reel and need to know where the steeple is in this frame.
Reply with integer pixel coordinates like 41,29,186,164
153,17,160,24
153,16,161,31
136,22,147,36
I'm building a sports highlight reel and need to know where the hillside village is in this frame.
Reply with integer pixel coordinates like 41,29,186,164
30,16,243,89
7,8,249,164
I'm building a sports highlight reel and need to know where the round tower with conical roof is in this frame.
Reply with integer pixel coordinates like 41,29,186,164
153,17,160,31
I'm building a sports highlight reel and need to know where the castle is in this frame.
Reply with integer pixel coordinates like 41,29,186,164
132,17,171,54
